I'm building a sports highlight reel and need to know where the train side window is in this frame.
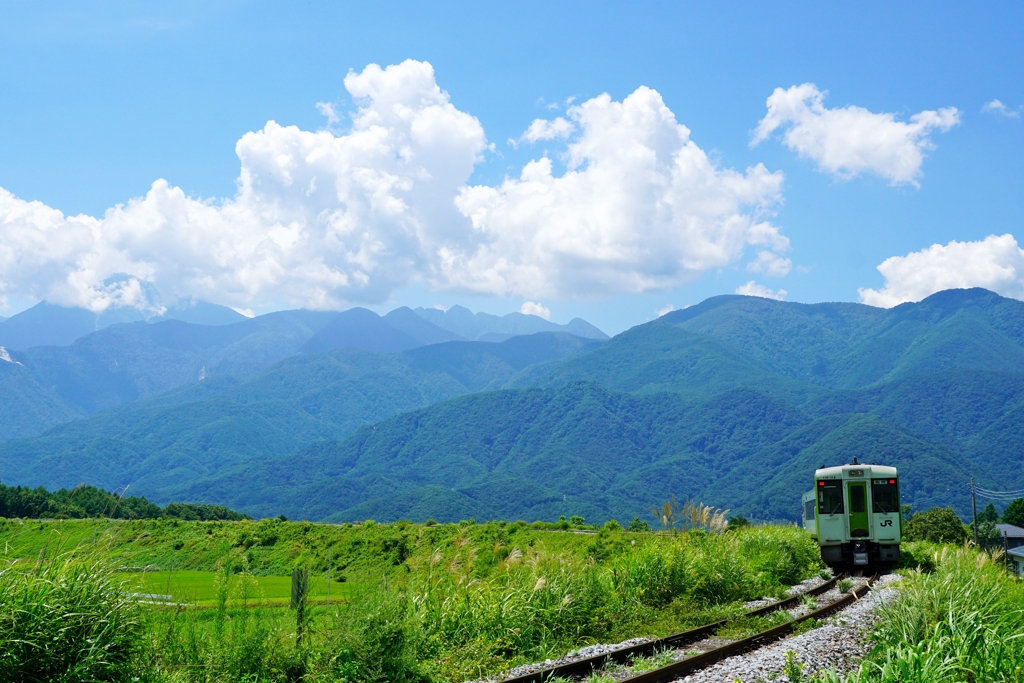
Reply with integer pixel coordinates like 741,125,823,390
804,500,815,520
817,481,844,514
872,479,899,513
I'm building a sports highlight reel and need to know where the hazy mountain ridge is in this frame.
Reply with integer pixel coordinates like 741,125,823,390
0,332,600,493
414,305,609,341
0,300,248,350
1,288,1021,523
171,288,1022,522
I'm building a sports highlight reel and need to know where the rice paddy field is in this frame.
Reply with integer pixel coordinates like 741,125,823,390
125,570,355,606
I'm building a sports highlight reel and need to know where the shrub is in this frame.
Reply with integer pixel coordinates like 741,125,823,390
603,519,621,531
627,517,649,532
0,553,145,682
319,589,425,683
902,507,969,544
896,542,937,573
726,515,749,530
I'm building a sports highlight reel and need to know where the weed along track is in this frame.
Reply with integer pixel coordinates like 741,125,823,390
499,574,878,683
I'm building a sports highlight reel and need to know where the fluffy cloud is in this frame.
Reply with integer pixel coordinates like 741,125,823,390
858,234,1024,307
752,84,959,186
454,87,786,298
0,60,486,312
982,99,1021,119
735,281,786,301
746,250,792,277
512,117,574,147
0,60,789,312
519,301,551,320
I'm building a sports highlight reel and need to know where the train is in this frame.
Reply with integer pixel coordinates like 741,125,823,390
802,458,901,570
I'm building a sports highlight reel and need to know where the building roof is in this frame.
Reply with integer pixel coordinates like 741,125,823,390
1008,546,1024,559
996,523,1024,538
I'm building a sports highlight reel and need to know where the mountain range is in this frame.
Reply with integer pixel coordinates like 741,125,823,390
1,288,1020,523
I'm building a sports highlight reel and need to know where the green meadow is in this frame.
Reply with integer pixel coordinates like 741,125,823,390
1,515,825,682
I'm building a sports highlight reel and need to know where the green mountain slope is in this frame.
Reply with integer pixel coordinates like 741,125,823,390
176,381,975,523
0,333,599,494
2,287,1022,524
3,307,465,432
0,358,83,439
663,288,1024,389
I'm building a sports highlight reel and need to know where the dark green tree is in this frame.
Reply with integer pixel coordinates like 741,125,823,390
1001,498,1024,527
903,507,969,544
726,515,750,530
627,516,649,532
978,503,999,525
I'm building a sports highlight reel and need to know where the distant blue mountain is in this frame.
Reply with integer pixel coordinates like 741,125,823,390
6,288,1024,525
0,299,247,350
414,304,608,341
0,305,491,437
0,332,601,494
303,307,434,354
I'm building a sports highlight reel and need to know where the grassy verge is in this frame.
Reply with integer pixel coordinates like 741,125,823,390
1,518,822,682
819,544,1024,683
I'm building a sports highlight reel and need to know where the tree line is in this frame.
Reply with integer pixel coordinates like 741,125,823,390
0,482,248,521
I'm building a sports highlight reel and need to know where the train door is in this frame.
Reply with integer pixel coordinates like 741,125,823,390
847,481,869,537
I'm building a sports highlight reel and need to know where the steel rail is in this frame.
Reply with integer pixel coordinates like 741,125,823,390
621,574,879,683
499,574,845,683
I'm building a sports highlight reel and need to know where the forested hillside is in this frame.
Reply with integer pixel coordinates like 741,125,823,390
0,333,600,494
2,288,1021,523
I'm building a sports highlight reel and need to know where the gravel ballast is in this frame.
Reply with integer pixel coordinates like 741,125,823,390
674,573,902,683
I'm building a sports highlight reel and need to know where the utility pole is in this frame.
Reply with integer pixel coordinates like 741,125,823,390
971,477,979,546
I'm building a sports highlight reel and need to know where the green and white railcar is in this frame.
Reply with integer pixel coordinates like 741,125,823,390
803,461,901,569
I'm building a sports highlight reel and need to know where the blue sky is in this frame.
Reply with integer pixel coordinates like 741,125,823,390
1,1,1022,334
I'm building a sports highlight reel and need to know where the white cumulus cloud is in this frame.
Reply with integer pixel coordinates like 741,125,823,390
454,87,787,299
656,304,675,317
752,84,959,186
513,117,574,146
858,234,1024,307
746,250,792,277
982,99,1021,119
315,101,341,125
0,60,789,313
0,60,486,312
519,301,552,320
735,281,787,300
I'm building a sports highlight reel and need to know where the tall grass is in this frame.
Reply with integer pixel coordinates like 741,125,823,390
407,525,819,680
0,551,145,682
824,546,1024,683
1,523,821,683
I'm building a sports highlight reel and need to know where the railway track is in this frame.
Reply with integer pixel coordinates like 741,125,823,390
501,574,878,683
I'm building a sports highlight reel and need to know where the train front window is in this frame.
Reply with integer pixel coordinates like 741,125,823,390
817,481,844,515
850,484,866,513
872,478,899,513
804,500,815,520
